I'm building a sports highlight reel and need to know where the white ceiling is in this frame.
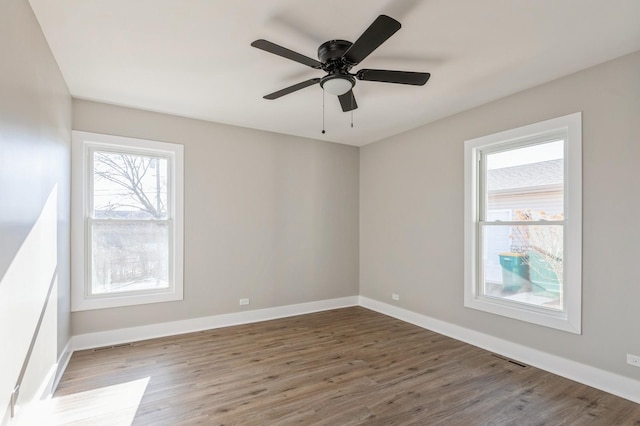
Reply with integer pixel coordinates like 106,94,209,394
29,0,640,146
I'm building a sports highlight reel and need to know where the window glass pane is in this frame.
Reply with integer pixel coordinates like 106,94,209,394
91,222,169,295
93,150,168,219
485,140,564,220
481,224,563,311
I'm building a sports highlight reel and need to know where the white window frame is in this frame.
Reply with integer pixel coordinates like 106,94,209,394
71,131,184,311
464,113,582,334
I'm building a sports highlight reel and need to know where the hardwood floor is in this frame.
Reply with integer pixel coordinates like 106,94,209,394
35,307,640,425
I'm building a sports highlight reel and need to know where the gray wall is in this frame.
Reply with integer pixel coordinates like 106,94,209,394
4,0,635,402
71,100,359,335
0,0,71,422
360,51,640,379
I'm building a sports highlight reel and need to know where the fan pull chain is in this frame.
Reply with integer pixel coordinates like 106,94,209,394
351,93,354,128
321,90,326,134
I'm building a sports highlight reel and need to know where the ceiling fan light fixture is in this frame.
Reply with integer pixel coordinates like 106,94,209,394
320,75,354,96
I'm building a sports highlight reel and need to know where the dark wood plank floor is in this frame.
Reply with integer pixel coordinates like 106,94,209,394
44,307,640,425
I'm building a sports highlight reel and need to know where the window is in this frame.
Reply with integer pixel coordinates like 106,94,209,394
72,131,184,311
464,113,581,333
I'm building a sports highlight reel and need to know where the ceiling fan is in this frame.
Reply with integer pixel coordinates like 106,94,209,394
251,15,430,112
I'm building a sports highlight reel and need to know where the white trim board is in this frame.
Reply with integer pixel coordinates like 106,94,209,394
358,296,640,405
70,296,359,351
38,341,72,401
51,342,73,394
14,341,74,424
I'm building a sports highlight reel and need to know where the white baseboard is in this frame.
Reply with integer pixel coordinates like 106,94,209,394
13,341,75,424
359,296,640,404
62,294,639,405
70,296,359,351
33,340,72,401
50,342,73,395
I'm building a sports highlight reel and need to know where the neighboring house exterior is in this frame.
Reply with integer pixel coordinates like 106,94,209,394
485,159,563,285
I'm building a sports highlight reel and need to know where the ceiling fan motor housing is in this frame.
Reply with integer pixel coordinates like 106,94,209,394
317,40,352,62
318,40,353,72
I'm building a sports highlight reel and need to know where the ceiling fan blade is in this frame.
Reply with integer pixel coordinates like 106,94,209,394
356,69,430,85
251,39,323,69
343,15,401,65
263,78,321,100
338,91,358,112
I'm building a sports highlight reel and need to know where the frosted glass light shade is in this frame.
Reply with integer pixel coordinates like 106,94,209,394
322,77,353,96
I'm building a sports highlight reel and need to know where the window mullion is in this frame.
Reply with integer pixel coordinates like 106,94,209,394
88,218,172,225
479,220,565,226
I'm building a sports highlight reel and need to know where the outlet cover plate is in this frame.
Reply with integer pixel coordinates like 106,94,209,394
627,353,640,368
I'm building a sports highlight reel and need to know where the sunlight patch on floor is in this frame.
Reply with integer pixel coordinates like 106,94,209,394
17,377,149,426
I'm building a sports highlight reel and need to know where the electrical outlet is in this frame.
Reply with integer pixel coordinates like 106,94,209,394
239,298,250,306
627,353,640,368
392,293,400,301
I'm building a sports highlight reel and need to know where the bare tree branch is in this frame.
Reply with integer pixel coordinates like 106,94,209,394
94,152,166,219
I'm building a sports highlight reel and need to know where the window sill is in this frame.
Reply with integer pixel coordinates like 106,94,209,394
72,288,183,312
